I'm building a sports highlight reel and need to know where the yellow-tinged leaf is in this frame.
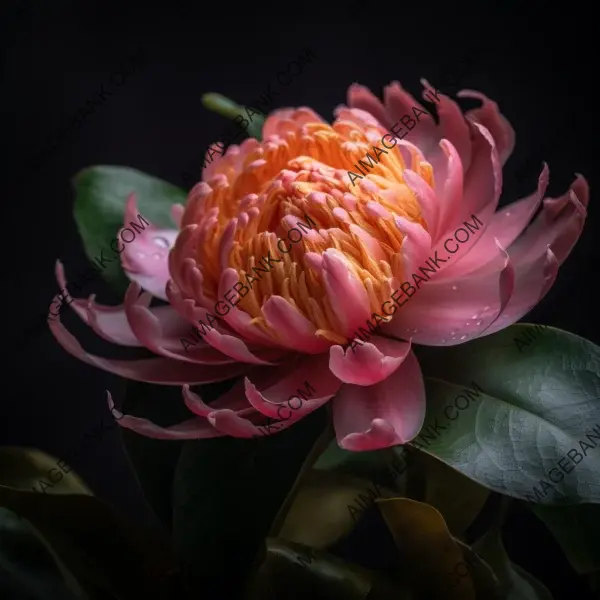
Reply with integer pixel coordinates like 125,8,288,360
408,451,490,538
377,497,477,599
279,469,395,549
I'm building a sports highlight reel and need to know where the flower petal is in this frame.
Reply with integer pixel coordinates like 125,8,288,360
321,248,371,338
119,193,178,301
49,313,249,385
332,350,426,451
108,391,222,440
329,336,412,386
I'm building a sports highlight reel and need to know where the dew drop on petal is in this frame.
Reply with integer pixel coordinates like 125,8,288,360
476,320,483,326
136,252,146,259
452,285,458,291
460,335,468,340
153,253,161,260
153,236,170,248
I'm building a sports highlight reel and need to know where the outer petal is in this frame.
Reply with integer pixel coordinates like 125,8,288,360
332,350,426,451
123,283,241,365
329,336,412,386
49,313,250,385
383,242,515,346
119,193,178,301
108,391,222,440
436,164,550,280
243,353,341,418
459,89,516,165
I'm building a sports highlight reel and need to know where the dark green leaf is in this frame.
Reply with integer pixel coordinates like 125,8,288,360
0,447,182,600
0,507,83,600
118,380,234,531
413,324,600,504
530,503,600,574
172,406,328,598
246,538,415,600
73,166,187,294
473,529,553,599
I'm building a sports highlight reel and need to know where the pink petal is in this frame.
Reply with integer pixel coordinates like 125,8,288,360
262,107,327,139
420,78,473,173
108,391,222,440
52,260,141,346
119,193,179,301
383,241,515,346
434,139,465,242
332,350,426,451
440,122,502,241
437,163,550,280
123,283,241,365
459,89,516,165
394,216,432,277
382,81,438,148
217,268,285,348
49,313,249,385
182,380,254,417
244,353,341,417
321,249,371,338
484,246,559,336
329,336,412,386
508,175,589,267
262,296,331,354
398,170,439,237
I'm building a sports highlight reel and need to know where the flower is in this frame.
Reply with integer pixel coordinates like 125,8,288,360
50,79,589,451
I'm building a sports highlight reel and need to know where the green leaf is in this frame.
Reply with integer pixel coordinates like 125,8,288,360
0,507,83,599
202,93,265,140
0,447,182,600
412,324,600,504
118,380,233,532
172,406,328,599
313,440,412,494
246,538,415,600
72,166,187,294
473,530,553,599
530,503,600,574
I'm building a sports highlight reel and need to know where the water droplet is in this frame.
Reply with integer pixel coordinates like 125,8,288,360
452,285,458,291
471,314,478,319
153,253,161,260
136,252,146,259
154,236,170,248
465,321,471,326
460,335,468,340
483,305,490,311
476,320,483,326
440,339,446,343
450,331,456,336
506,211,511,216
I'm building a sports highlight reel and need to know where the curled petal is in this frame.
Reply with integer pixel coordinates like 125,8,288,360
244,354,341,418
329,336,412,386
108,391,222,440
332,350,426,450
49,313,249,385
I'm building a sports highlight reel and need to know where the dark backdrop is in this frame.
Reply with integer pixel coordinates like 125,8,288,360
1,1,598,598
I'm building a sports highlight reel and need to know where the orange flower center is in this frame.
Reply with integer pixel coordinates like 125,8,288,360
179,114,434,345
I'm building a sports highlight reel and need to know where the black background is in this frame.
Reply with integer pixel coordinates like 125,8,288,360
1,1,598,598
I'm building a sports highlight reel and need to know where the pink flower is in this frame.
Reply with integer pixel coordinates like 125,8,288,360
50,79,589,451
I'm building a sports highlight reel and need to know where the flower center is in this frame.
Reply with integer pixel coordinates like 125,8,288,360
179,118,434,345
